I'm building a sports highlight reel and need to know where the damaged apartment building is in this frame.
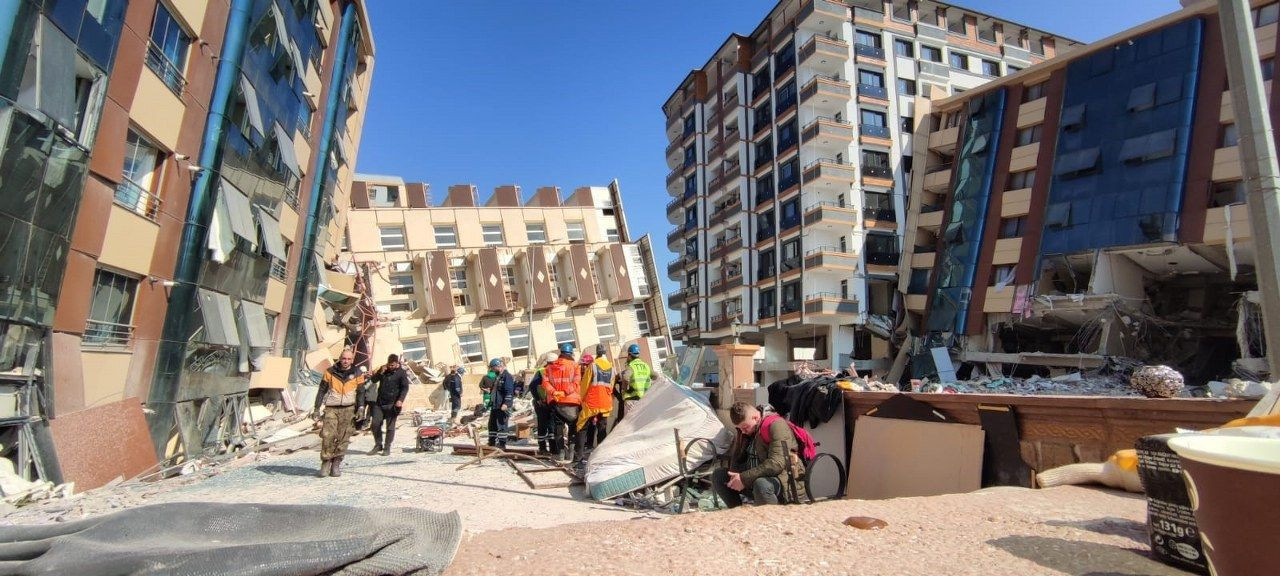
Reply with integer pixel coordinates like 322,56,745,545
341,176,672,406
900,0,1279,384
0,0,376,493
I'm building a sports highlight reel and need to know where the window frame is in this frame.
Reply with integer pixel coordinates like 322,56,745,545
458,333,484,364
482,224,505,246
508,326,531,357
379,226,406,250
595,315,618,343
566,221,586,242
85,268,140,347
434,225,458,247
553,320,576,348
526,222,547,244
400,339,428,362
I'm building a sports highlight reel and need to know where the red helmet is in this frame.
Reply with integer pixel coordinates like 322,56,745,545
579,354,594,365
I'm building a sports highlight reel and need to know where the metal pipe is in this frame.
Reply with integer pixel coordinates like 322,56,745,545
146,0,255,454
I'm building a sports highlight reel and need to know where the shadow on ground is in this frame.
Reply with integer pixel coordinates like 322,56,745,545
1045,517,1148,544
988,535,1186,576
255,465,319,477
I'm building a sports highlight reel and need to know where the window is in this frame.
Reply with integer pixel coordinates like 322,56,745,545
947,12,968,35
893,39,914,58
920,6,940,26
450,266,470,307
401,340,427,362
1220,123,1239,148
379,226,406,250
458,333,484,363
502,265,520,308
551,259,567,301
856,30,881,48
527,222,547,244
891,1,912,22
389,272,414,295
482,224,504,246
755,137,774,168
118,130,162,218
147,3,191,93
1119,130,1177,164
596,316,618,343
377,300,417,314
566,221,585,242
777,120,798,151
434,225,457,247
1008,170,1035,190
998,216,1027,239
907,269,931,294
778,158,800,192
981,60,1000,77
901,116,915,133
978,23,997,44
1015,125,1042,146
509,326,530,357
1031,36,1046,56
635,303,652,335
949,52,969,71
554,321,576,348
990,265,1016,287
897,78,917,96
1255,3,1279,27
861,109,887,127
369,185,399,207
858,69,884,88
1127,82,1156,112
920,45,942,63
1211,181,1246,207
1022,82,1046,102
1263,58,1275,81
605,227,620,242
85,269,138,347
1008,65,1022,74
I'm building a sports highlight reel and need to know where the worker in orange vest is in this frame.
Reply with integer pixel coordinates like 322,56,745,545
544,343,581,462
576,346,614,462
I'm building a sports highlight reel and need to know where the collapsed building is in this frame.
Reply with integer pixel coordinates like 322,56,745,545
899,0,1277,384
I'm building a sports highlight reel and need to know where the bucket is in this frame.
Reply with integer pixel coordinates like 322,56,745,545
1167,435,1280,576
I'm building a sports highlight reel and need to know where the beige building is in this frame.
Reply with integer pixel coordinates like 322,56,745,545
344,175,671,403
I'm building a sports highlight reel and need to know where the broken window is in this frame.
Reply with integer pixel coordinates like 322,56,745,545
1060,103,1086,130
989,265,1016,287
458,333,484,364
1210,180,1245,207
1045,203,1072,228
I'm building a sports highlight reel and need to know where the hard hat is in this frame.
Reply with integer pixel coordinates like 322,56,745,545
559,343,575,355
542,352,559,365
488,358,503,368
579,354,594,365
628,344,641,356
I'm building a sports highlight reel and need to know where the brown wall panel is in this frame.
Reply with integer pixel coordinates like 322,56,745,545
1181,13,1227,243
49,397,158,491
350,181,369,208
89,99,129,183
70,177,115,258
426,250,455,322
569,244,597,307
52,250,98,335
406,182,428,208
107,0,151,111
476,248,507,315
491,185,520,207
1015,69,1068,283
609,244,635,302
965,85,1025,335
51,332,87,416
124,338,159,401
527,247,554,311
446,185,477,207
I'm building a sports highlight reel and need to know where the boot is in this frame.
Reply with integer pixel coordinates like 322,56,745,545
381,446,390,456
367,445,382,455
330,457,343,477
319,459,332,478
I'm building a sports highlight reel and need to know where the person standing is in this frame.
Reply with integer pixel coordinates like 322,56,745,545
575,347,614,461
367,354,410,456
544,343,581,462
486,358,515,449
444,364,464,421
527,352,559,455
312,348,371,477
615,344,652,422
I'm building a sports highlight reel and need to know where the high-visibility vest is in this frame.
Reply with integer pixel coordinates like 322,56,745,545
625,358,652,400
545,357,581,405
583,359,614,410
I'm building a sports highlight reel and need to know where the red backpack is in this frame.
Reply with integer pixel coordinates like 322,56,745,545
758,413,818,463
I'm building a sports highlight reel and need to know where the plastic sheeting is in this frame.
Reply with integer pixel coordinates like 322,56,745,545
584,377,732,501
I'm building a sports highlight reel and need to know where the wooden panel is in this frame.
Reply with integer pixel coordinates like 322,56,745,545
427,251,455,322
608,244,635,302
1001,188,1033,217
1212,146,1242,182
476,248,507,315
527,246,554,311
1016,98,1046,128
983,285,1016,313
1202,205,1252,245
992,238,1022,265
569,243,597,307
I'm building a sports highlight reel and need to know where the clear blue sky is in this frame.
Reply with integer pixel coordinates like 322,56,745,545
356,0,1180,300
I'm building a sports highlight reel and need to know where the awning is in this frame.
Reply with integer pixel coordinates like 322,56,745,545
267,2,306,74
196,289,241,346
38,17,78,130
238,73,265,135
272,122,301,176
333,131,351,166
237,300,273,348
220,178,258,249
254,206,288,261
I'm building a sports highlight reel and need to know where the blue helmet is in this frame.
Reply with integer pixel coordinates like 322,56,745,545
488,358,503,368
628,344,641,356
559,343,575,355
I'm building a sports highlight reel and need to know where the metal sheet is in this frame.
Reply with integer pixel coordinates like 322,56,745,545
237,300,272,348
253,206,288,261
272,122,301,176
238,74,265,135
197,289,241,346
219,178,257,248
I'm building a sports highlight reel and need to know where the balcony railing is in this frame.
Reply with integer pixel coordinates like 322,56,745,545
710,235,743,259
801,157,856,183
270,258,289,281
860,124,890,139
780,215,801,232
756,226,776,243
710,314,734,330
800,0,849,22
114,179,162,220
284,181,301,211
865,206,897,222
710,273,743,295
84,319,134,347
804,246,860,269
802,116,854,143
800,35,850,65
145,42,187,95
800,75,851,103
756,188,775,206
866,250,901,266
854,43,885,60
862,164,893,179
758,306,777,319
804,293,859,315
857,83,888,99
757,265,777,282
710,200,742,226
781,299,801,314
803,202,859,227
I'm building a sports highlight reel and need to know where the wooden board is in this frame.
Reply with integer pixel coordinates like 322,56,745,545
506,458,580,489
849,416,984,500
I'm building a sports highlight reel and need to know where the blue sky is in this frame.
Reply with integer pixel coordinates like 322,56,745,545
355,0,1181,298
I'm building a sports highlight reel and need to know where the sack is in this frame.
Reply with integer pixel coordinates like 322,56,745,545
758,414,818,464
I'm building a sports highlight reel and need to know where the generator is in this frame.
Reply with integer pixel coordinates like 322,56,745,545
416,424,446,452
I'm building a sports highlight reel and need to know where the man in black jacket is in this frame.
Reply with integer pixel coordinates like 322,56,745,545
367,354,410,456
486,358,515,449
444,364,463,422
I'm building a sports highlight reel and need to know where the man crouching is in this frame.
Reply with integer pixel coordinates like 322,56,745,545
711,402,805,507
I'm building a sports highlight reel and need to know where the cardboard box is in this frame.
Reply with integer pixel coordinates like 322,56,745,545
1135,434,1209,576
849,416,984,500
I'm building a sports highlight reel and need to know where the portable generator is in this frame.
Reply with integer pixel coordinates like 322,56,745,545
416,423,446,452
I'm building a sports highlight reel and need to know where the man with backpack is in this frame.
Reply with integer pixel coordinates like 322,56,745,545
544,343,582,462
711,402,810,507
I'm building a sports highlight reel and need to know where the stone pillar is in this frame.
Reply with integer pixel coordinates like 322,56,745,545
711,343,761,426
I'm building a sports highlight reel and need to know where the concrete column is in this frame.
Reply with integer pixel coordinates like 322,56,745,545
712,343,761,425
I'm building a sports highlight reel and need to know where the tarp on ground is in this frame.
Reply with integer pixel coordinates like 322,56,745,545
584,376,732,501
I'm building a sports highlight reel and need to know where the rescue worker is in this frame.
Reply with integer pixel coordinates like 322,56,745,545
575,346,614,461
444,364,464,421
527,352,559,455
711,402,806,507
544,343,582,462
367,354,410,456
486,358,516,449
615,343,652,422
312,347,372,477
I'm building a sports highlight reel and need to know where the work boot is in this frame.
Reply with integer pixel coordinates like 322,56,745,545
330,457,343,477
367,445,382,456
319,459,332,478
381,446,390,456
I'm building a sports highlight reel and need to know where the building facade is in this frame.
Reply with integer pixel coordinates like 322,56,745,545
663,0,1076,384
899,0,1278,382
344,176,672,405
0,0,376,490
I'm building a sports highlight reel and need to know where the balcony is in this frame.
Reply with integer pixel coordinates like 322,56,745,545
780,299,802,315
919,60,951,82
709,164,741,193
857,83,888,101
666,196,689,223
113,179,162,221
756,226,776,244
802,157,856,186
800,35,850,76
709,234,743,259
800,75,852,108
803,202,859,229
860,123,890,140
758,306,777,320
671,321,689,340
923,164,952,192
709,314,734,331
708,137,728,160
667,287,692,308
802,116,854,148
710,273,743,296
667,254,693,276
666,228,686,250
854,43,886,63
666,166,686,192
861,164,893,183
918,207,945,229
1002,44,1033,65
804,246,860,270
929,125,960,154
757,264,777,282
864,206,897,223
799,0,849,29
710,198,743,227
866,249,900,267
804,292,859,320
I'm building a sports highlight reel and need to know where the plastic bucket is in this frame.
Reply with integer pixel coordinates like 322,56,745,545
1167,435,1280,576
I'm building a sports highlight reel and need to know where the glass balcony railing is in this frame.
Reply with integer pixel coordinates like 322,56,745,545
857,83,888,99
860,124,890,139
854,43,885,60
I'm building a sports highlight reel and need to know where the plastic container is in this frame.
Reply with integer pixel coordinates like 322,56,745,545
1167,435,1280,576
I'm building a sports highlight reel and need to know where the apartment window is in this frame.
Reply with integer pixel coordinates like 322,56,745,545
897,78,917,96
893,39,914,58
1220,123,1239,148
684,176,697,197
778,158,800,192
1211,181,1246,207
1008,65,1023,74
990,265,1016,287
368,185,399,207
458,333,484,363
590,258,605,300
379,226,406,250
147,3,191,94
482,224,504,246
1264,58,1276,81
85,269,138,347
891,1,912,22
1031,36,1046,56
1023,82,1046,102
1016,125,1042,146
527,222,547,243
901,116,915,133
1255,3,1279,27
781,238,801,270
502,265,520,307
920,45,942,63
596,316,618,343
566,221,585,242
1008,170,1035,190
752,68,770,100
981,60,1001,77
509,326,530,357
855,30,881,49
684,145,696,167
777,120,798,151
949,52,969,71
978,23,998,44
634,303,651,335
401,340,427,362
450,266,470,307
433,225,457,247
907,268,931,294
117,130,162,219
605,227,620,242
998,216,1027,239
947,12,968,35
858,69,884,88
554,321,576,348
551,259,567,301
389,272,414,295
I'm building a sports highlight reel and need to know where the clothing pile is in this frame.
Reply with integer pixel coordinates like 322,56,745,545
766,375,843,428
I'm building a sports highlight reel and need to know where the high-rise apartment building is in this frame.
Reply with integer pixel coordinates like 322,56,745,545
0,0,375,490
900,0,1279,382
663,0,1076,383
345,176,671,406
